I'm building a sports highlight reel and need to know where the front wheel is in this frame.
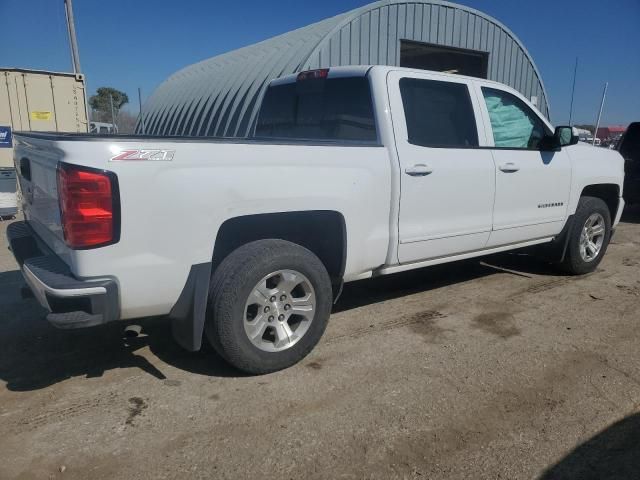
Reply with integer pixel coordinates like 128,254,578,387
560,196,612,275
205,240,333,374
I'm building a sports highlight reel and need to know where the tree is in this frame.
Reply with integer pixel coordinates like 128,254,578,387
89,87,129,121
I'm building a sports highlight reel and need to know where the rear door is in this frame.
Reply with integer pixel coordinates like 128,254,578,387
387,71,495,264
476,84,572,247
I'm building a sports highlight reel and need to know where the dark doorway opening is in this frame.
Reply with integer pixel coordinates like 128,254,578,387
400,40,489,79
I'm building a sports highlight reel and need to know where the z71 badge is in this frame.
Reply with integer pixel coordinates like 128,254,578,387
110,149,175,161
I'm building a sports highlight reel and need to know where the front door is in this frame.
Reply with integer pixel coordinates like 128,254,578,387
387,71,496,264
477,85,572,247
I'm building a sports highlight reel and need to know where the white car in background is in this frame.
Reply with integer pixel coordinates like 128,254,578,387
89,122,118,135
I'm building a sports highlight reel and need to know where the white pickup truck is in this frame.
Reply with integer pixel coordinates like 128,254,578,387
8,66,625,374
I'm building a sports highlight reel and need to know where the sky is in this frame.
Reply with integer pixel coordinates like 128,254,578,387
1,0,638,126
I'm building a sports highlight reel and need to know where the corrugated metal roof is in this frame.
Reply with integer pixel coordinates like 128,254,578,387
140,0,549,137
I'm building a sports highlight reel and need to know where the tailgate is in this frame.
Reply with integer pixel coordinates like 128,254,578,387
13,134,70,259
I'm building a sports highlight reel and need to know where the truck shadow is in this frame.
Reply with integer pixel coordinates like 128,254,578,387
0,270,243,392
335,251,562,313
540,412,640,480
0,250,559,391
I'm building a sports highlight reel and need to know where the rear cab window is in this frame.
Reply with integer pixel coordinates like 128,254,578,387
254,72,378,143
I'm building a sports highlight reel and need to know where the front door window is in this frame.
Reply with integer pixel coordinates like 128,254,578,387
482,87,550,149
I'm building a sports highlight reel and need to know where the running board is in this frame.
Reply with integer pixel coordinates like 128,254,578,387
373,237,554,277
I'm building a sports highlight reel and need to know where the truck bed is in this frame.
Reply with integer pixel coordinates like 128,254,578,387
12,130,392,321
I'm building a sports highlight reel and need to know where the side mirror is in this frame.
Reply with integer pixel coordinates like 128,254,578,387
555,126,579,147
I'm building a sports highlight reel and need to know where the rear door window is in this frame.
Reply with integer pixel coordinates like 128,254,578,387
255,76,377,142
399,78,479,148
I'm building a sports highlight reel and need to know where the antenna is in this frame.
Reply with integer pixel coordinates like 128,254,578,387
569,57,578,125
593,82,608,146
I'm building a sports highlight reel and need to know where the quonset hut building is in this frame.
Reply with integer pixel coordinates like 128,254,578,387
139,0,549,138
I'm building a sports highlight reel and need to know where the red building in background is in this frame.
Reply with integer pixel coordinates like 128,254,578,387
597,125,627,140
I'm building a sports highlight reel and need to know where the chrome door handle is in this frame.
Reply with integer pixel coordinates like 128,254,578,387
499,162,520,173
405,164,433,177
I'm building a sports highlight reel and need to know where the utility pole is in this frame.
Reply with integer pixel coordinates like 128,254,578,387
593,82,608,146
138,88,146,135
110,94,117,131
569,57,578,125
63,0,82,74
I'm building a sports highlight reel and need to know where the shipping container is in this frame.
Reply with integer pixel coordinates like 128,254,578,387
0,68,88,216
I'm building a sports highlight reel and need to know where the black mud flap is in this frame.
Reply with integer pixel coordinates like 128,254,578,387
537,214,575,263
554,214,575,263
169,263,212,352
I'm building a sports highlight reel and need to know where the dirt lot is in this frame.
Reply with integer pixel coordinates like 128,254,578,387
1,208,639,480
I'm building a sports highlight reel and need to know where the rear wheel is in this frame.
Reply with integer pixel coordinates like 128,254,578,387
560,196,612,275
205,239,332,374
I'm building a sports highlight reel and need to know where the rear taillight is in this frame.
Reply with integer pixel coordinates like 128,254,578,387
57,163,120,249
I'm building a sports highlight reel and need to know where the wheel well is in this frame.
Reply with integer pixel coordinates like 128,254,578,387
212,211,347,284
581,184,620,220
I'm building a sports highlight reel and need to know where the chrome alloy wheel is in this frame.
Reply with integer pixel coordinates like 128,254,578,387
579,213,606,262
243,270,316,352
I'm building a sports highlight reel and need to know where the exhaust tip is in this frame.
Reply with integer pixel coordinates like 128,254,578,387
124,324,142,338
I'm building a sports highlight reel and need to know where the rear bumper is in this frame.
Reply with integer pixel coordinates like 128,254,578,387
6,221,120,328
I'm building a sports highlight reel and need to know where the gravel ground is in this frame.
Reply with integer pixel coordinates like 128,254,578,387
1,208,639,480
